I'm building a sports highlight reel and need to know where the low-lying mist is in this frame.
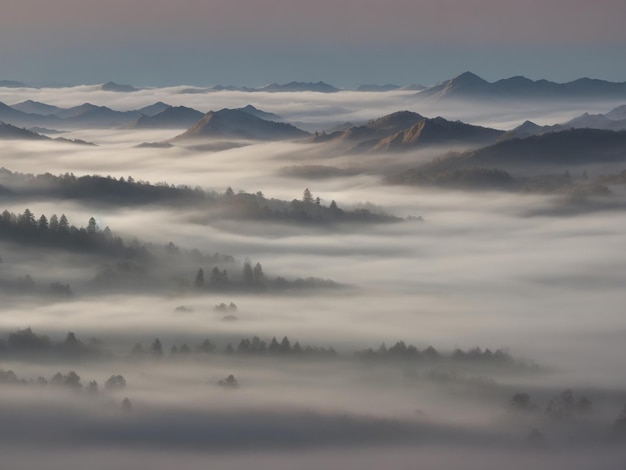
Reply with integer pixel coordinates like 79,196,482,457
1,87,625,467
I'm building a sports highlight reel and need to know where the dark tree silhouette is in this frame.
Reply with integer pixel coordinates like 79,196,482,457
151,339,164,357
302,188,313,204
242,258,254,284
105,374,127,391
194,268,205,288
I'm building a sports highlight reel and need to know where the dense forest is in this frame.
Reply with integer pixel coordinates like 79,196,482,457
0,168,402,224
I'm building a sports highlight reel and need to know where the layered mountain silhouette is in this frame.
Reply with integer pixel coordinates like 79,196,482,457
0,100,158,128
417,72,626,101
420,129,626,174
174,108,309,141
309,110,503,152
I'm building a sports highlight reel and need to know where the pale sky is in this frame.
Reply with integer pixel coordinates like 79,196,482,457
1,0,625,87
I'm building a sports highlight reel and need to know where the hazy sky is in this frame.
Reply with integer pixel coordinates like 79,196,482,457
2,0,626,87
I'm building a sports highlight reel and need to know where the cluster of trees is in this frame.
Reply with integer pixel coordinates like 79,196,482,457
509,389,592,419
194,259,265,291
0,328,101,358
129,335,337,359
0,367,127,394
1,328,524,366
0,273,73,296
356,342,516,365
215,186,400,224
0,208,146,258
224,336,337,357
508,389,626,440
191,263,337,293
0,367,132,410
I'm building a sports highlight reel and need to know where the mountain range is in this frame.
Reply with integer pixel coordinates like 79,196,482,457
416,72,626,101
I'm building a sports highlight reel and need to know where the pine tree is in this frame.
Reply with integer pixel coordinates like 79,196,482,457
243,258,254,284
303,188,313,204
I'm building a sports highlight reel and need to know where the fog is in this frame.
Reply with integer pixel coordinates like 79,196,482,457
1,86,625,467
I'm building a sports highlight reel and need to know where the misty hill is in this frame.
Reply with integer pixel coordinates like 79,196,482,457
310,111,425,144
308,111,502,153
371,117,504,152
257,81,340,93
0,122,49,140
129,106,205,129
100,81,139,92
605,104,626,120
11,100,62,115
137,101,171,117
557,113,626,132
0,80,26,88
419,129,626,175
175,108,309,141
417,71,626,101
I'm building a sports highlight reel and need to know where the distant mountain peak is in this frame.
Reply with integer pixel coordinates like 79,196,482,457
418,72,626,101
454,71,486,82
100,81,139,92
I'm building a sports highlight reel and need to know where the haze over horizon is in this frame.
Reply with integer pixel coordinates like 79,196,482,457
2,0,626,87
